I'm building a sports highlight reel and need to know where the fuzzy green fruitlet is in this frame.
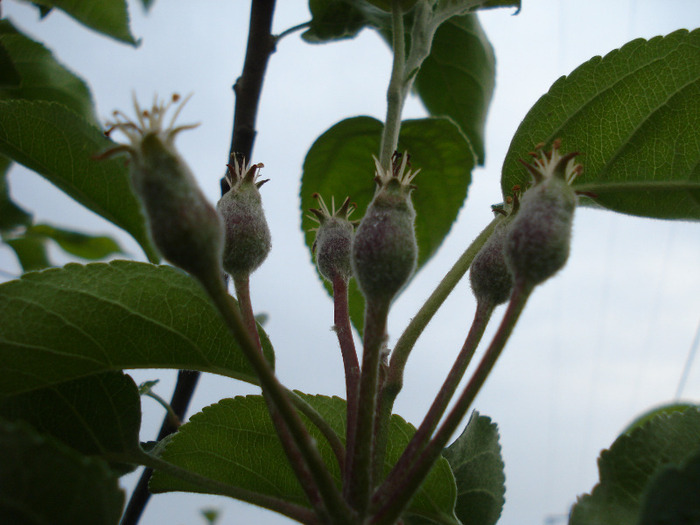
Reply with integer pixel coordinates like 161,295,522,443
352,152,418,305
469,197,517,307
217,157,272,279
100,94,223,283
309,194,356,283
505,140,582,287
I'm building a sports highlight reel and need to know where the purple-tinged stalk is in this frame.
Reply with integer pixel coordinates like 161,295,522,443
348,152,419,515
308,194,360,483
377,196,520,501
372,280,534,525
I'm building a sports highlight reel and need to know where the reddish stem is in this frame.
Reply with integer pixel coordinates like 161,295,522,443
332,275,361,493
376,300,494,497
372,282,533,524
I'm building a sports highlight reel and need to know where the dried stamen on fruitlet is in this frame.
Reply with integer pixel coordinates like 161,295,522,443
225,155,268,191
101,93,197,154
518,139,583,185
374,151,420,190
308,194,357,228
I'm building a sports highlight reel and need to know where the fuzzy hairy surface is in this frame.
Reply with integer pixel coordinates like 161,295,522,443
315,217,354,282
352,195,417,304
133,133,223,280
505,177,577,286
470,221,513,306
217,182,271,279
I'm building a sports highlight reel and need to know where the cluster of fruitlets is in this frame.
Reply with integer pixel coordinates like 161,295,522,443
470,139,582,305
102,96,583,522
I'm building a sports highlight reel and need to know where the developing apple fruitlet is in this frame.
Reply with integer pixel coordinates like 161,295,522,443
505,140,582,287
469,198,518,307
308,194,356,283
100,94,223,283
352,152,418,305
217,156,272,279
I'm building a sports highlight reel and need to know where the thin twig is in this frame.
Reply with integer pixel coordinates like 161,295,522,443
202,273,354,524
234,275,328,518
347,298,390,516
276,21,311,42
372,282,534,524
374,300,494,498
224,0,277,191
332,274,361,491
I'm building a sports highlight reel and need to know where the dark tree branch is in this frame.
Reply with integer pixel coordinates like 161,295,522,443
223,0,277,192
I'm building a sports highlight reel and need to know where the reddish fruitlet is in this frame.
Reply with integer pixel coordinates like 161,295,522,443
100,94,223,282
308,194,357,283
352,152,419,305
217,157,272,279
505,140,583,287
469,197,518,306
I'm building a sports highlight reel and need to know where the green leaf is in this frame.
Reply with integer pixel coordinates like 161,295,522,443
502,29,700,220
30,3,54,18
0,155,32,232
0,372,141,458
27,223,124,259
302,0,517,43
150,396,323,505
303,0,374,43
0,41,21,88
5,235,51,272
638,449,700,525
620,402,695,436
0,20,98,124
0,261,275,396
436,0,520,12
29,0,137,45
3,223,124,270
413,14,494,164
0,420,124,525
140,0,156,11
442,411,505,525
151,394,458,523
303,0,389,43
300,116,474,332
569,407,700,525
0,100,158,261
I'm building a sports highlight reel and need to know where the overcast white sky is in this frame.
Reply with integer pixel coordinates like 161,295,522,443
2,1,700,524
